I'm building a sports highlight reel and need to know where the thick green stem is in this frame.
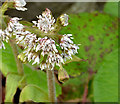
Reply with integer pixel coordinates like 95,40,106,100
47,69,57,102
9,39,24,75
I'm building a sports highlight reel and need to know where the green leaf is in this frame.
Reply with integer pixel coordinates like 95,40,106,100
20,84,49,102
0,42,18,76
21,65,62,101
104,2,118,17
64,55,83,64
93,48,118,102
5,73,22,102
0,42,62,102
62,73,88,100
60,12,118,76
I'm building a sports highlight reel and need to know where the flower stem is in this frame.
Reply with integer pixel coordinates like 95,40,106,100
9,39,24,75
47,69,57,103
0,0,14,15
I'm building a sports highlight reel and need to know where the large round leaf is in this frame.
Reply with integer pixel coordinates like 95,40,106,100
60,12,118,76
93,48,118,102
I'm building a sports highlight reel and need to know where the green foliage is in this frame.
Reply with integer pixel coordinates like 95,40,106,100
0,42,18,76
60,12,118,76
23,65,61,97
20,84,49,102
5,73,22,102
93,48,118,102
60,12,118,102
104,2,118,17
0,42,61,102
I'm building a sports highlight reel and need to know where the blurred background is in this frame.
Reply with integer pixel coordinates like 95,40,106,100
5,2,105,21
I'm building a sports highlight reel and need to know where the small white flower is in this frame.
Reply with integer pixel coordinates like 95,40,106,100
14,0,27,11
32,56,40,65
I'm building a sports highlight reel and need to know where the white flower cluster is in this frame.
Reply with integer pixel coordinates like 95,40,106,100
13,0,27,11
32,8,55,33
0,17,23,49
23,37,64,70
60,34,79,59
0,29,5,49
0,8,79,70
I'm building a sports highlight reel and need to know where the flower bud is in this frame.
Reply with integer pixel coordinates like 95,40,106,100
18,52,27,63
59,14,69,26
58,67,69,83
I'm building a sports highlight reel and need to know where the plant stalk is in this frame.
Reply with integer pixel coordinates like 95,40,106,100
9,39,24,75
47,69,57,103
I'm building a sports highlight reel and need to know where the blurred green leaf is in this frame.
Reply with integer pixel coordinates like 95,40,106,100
0,42,62,102
104,2,118,17
0,42,18,76
5,73,22,102
93,48,118,102
62,72,88,101
23,65,62,98
60,12,118,76
0,15,10,30
20,84,49,102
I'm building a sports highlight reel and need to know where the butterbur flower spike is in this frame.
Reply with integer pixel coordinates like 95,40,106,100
1,8,80,71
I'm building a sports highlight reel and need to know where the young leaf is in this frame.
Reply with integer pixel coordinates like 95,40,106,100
0,42,18,76
23,65,62,99
5,73,22,102
64,55,83,64
93,48,118,102
20,84,49,102
58,67,69,82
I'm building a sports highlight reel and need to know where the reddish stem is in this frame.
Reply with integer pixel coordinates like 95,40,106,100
82,82,88,104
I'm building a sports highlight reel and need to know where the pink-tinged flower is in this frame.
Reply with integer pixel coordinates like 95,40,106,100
32,8,55,33
21,36,64,70
60,34,79,59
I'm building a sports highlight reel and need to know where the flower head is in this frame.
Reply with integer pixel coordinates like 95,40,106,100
60,34,79,59
1,9,80,71
20,36,64,70
32,8,55,33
